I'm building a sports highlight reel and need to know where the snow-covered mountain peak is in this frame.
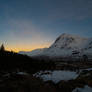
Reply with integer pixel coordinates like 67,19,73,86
55,33,87,43
51,33,88,50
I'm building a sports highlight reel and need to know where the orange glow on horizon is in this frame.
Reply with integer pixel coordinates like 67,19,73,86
5,43,51,52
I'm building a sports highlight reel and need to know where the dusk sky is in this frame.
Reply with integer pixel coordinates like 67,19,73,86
0,0,92,52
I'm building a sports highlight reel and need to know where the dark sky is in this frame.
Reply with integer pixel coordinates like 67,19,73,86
0,0,92,51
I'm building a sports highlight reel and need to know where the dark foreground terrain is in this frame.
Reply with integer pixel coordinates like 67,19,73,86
0,50,92,92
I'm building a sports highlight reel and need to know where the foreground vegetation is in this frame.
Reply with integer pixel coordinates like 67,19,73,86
0,69,92,92
0,48,92,92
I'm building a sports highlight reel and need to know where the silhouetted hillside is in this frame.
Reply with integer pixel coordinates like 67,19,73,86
0,50,55,74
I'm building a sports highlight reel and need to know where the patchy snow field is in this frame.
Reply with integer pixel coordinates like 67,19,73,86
72,85,92,92
33,70,78,83
16,72,29,75
84,68,92,71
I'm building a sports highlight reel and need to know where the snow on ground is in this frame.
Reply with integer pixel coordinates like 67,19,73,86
72,85,92,92
84,68,92,71
33,70,78,83
80,68,92,73
16,72,29,75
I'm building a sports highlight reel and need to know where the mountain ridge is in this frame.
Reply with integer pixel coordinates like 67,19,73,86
19,33,92,58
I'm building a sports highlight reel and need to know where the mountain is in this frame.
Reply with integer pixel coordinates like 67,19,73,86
43,33,92,57
19,33,92,58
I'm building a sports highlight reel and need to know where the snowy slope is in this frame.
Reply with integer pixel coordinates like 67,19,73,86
51,33,88,50
19,33,92,57
41,33,92,57
19,48,47,56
